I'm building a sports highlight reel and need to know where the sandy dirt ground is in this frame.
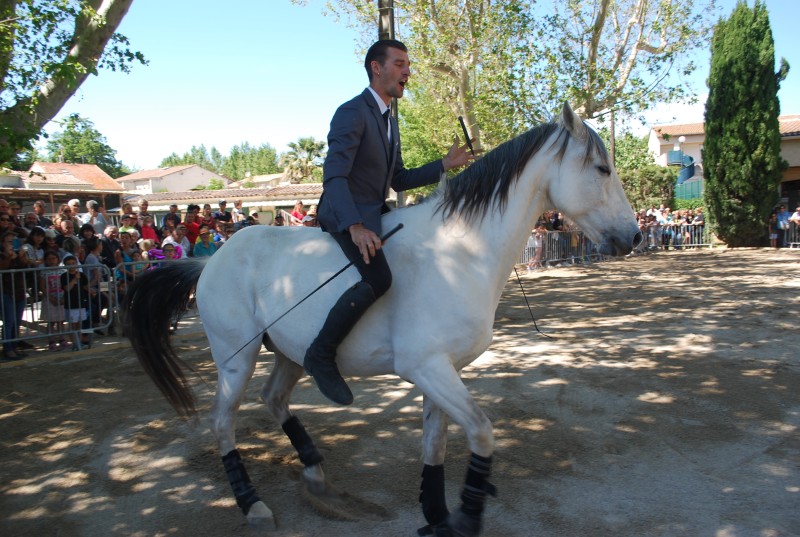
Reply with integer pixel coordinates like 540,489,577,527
1,248,798,537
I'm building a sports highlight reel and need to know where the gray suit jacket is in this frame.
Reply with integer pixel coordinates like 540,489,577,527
318,88,443,235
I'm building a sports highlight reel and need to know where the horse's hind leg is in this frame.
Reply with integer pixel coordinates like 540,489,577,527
260,351,326,494
417,395,451,535
210,344,275,530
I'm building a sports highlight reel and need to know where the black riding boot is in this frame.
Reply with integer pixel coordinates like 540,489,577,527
303,281,376,405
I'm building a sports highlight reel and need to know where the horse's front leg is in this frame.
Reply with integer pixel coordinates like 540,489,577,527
417,395,450,536
211,346,275,530
406,359,496,537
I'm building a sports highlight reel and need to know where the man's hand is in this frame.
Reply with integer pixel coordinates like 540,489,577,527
442,135,477,172
349,223,382,264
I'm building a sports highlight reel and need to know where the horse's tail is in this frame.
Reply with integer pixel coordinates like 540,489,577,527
120,259,206,417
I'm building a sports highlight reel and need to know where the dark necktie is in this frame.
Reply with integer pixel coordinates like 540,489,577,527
383,108,392,141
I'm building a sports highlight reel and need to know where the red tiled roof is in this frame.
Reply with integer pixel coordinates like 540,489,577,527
27,162,123,191
653,114,800,139
126,183,323,204
116,164,198,182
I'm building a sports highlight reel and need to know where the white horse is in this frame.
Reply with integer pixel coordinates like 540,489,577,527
122,103,641,536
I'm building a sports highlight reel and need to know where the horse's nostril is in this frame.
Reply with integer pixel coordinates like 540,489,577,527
633,231,644,248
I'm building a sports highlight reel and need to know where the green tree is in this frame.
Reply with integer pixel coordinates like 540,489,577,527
160,145,217,172
618,164,676,212
44,113,125,177
702,0,788,247
280,136,326,183
221,142,280,181
0,0,144,164
298,0,716,156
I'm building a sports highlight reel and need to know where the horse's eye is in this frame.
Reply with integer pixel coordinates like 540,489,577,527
597,165,611,175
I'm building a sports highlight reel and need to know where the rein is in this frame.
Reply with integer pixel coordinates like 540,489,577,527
511,266,552,339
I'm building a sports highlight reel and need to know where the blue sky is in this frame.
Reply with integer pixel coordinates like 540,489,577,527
45,0,799,170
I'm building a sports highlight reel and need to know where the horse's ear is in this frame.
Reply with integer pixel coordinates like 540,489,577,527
561,102,587,140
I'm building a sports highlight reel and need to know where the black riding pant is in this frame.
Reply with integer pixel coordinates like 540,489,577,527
330,231,392,298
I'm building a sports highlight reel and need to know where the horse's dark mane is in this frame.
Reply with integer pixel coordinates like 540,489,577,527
430,120,610,223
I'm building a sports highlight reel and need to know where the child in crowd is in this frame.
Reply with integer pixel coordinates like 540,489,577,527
40,251,66,351
60,254,90,351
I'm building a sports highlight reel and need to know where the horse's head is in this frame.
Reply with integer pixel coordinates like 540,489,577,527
547,103,642,256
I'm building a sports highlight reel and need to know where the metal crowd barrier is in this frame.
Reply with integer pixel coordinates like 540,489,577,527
518,224,718,268
519,230,603,267
0,263,113,352
787,222,800,248
633,223,713,254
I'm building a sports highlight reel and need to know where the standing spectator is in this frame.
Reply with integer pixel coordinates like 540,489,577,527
193,226,217,257
161,224,190,259
272,214,284,226
119,214,138,234
140,215,161,245
214,223,234,247
20,227,45,269
789,206,800,225
21,212,39,236
232,200,245,223
526,225,546,272
161,203,182,232
136,199,152,229
78,223,96,242
182,211,200,251
289,200,306,226
82,200,108,235
33,200,53,228
213,200,232,225
0,230,28,360
39,250,66,352
67,199,83,230
199,204,217,231
82,237,107,333
60,254,90,351
768,211,780,248
99,226,121,270
776,205,790,247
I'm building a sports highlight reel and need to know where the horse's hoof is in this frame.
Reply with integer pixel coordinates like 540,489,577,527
246,501,276,531
441,509,481,537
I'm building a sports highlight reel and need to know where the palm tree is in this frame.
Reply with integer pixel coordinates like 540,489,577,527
280,137,326,183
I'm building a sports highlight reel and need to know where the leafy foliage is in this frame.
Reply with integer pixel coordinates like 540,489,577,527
0,0,144,164
618,164,676,212
300,0,716,159
279,137,326,183
44,113,125,177
702,0,788,246
159,142,281,181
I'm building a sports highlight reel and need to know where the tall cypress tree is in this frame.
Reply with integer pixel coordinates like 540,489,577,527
703,0,788,247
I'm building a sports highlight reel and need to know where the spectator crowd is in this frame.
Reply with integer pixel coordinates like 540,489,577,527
0,196,318,360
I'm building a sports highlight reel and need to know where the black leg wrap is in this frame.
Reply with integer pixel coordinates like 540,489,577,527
460,453,496,518
221,449,261,516
281,416,324,467
419,464,449,526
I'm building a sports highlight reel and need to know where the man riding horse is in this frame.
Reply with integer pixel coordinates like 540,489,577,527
304,39,474,405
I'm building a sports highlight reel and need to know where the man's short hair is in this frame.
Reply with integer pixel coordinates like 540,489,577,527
364,39,408,81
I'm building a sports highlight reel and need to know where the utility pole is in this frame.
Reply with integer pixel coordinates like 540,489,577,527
378,1,403,207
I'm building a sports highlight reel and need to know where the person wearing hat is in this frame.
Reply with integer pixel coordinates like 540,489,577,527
303,39,474,406
119,213,137,234
213,200,232,225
